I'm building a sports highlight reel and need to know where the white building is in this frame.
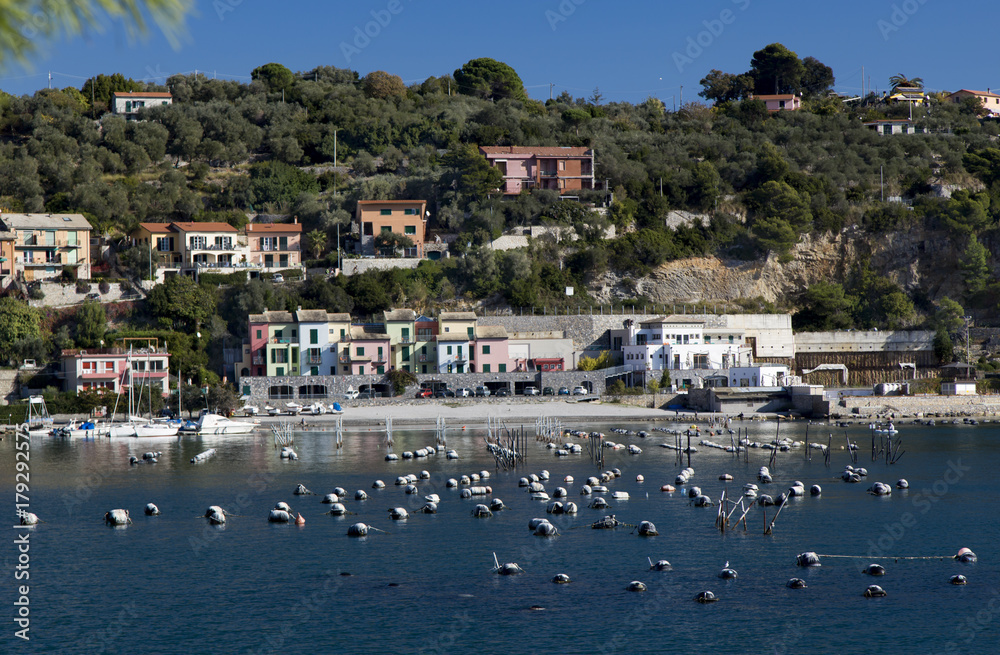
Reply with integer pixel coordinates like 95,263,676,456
295,310,344,377
111,91,172,118
436,334,472,374
726,364,791,387
619,316,753,372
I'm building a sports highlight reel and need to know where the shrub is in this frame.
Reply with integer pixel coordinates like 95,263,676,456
98,280,111,294
76,281,92,294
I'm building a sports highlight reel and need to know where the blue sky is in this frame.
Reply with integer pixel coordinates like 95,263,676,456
2,0,997,102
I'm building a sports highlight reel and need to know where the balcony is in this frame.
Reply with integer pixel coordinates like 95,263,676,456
398,336,415,344
303,354,323,365
418,355,428,362
257,244,301,252
270,337,297,344
252,356,264,365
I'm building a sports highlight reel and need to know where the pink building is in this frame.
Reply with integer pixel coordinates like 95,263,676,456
472,326,511,374
342,327,391,375
246,220,303,270
753,94,801,112
60,347,171,395
479,146,595,195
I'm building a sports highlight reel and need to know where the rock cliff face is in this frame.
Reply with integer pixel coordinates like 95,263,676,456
590,227,962,306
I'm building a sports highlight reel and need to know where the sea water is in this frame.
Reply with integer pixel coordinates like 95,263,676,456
4,420,999,654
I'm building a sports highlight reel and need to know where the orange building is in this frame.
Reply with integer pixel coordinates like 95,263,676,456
246,220,303,269
355,200,427,258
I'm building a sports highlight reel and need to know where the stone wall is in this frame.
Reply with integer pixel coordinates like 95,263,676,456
29,281,132,308
828,394,1000,417
239,370,606,404
795,330,935,353
341,258,423,276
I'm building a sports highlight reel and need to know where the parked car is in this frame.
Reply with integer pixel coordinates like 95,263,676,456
415,388,433,398
558,387,571,395
357,390,377,400
434,389,456,398
523,386,539,396
343,389,359,400
494,388,510,397
85,292,101,300
271,273,284,283
456,388,472,398
542,387,554,396
474,386,490,397
572,386,587,396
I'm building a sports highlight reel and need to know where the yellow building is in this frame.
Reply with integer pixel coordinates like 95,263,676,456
0,212,92,281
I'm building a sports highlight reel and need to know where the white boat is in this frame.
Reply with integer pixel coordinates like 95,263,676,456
18,396,54,437
53,418,111,439
285,402,303,415
132,421,180,439
300,402,326,416
185,412,260,436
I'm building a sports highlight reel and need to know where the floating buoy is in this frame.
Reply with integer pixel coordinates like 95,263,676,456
719,567,738,579
864,585,887,598
355,490,368,501
955,548,977,563
797,552,821,567
372,480,385,489
627,581,647,592
497,562,522,575
660,485,675,493
293,484,312,495
694,591,718,603
864,564,886,577
533,521,558,537
787,578,807,589
389,507,408,520
268,509,294,523
295,513,305,525
328,503,347,516
897,479,909,489
472,504,492,518
104,509,131,526
205,506,226,524
144,503,160,516
950,575,968,585
552,573,571,584
19,512,40,526
190,448,216,464
347,522,369,537
719,474,733,481
650,559,672,571
637,521,658,536
810,485,822,496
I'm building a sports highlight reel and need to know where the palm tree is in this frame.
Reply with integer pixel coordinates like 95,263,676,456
889,74,924,93
1,1,190,69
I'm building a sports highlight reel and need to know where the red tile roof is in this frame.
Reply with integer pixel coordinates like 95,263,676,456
170,222,237,233
949,89,1000,98
112,91,173,98
480,146,592,157
356,200,427,205
246,223,303,233
752,94,797,101
139,222,172,233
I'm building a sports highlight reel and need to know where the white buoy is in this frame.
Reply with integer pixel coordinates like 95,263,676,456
144,503,160,516
104,509,131,526
190,448,216,464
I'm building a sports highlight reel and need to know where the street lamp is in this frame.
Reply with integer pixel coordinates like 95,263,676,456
963,316,972,378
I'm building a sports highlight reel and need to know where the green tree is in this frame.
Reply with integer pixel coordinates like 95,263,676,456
443,143,503,198
749,43,805,95
792,282,855,331
889,73,924,92
80,73,144,111
0,298,40,364
75,300,107,348
362,71,406,99
453,58,527,102
251,62,295,94
960,235,990,293
933,298,966,334
306,229,327,259
147,275,216,331
698,69,754,103
801,56,835,96
386,368,417,396
933,328,954,363
2,1,188,69
561,108,591,136
659,369,672,389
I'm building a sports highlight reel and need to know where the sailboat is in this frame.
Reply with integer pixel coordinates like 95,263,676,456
109,349,178,439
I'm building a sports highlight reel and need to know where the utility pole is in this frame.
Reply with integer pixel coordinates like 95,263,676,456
963,316,972,377
679,85,683,108
880,166,884,202
333,128,338,166
549,83,554,100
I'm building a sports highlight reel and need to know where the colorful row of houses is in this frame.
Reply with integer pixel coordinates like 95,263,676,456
236,309,573,384
130,219,304,279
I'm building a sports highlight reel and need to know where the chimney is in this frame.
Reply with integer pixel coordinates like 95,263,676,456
297,305,302,312
293,216,298,224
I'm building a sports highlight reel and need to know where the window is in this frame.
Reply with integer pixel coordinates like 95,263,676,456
705,336,712,344
447,346,452,355
310,329,318,345
421,345,427,354
357,347,365,356
467,327,474,338
728,335,734,344
156,237,173,252
482,364,490,373
291,350,298,364
380,209,392,216
498,364,506,373
404,225,416,235
340,329,346,339
279,236,288,251
330,366,336,375
291,329,297,339
402,347,410,361
214,236,232,249
310,366,318,376
190,236,207,249
275,329,283,339
276,367,284,376
779,100,786,108
381,226,392,233
482,345,491,355
363,223,373,236
404,208,417,215
377,347,383,360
